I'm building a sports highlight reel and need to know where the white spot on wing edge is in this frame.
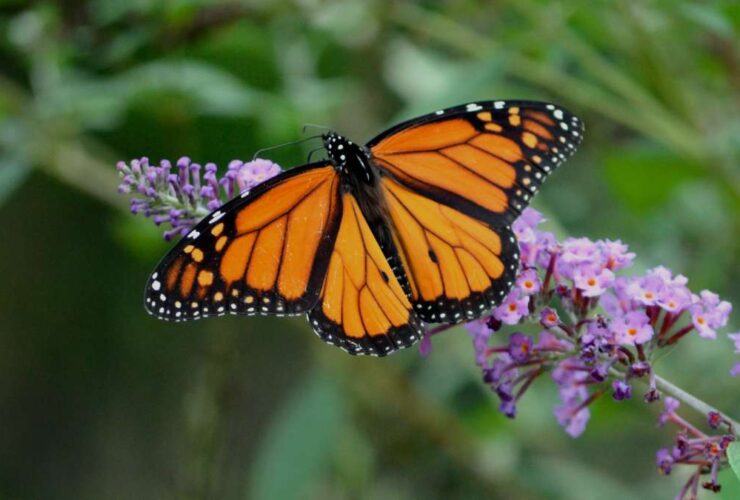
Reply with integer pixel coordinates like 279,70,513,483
188,229,200,239
151,280,161,291
465,103,483,112
210,210,225,223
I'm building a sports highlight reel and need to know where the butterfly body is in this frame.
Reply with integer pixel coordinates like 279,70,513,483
323,132,375,184
145,100,584,356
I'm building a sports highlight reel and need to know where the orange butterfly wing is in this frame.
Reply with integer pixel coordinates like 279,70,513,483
369,101,583,225
379,176,518,323
308,193,423,356
145,164,341,320
366,100,583,322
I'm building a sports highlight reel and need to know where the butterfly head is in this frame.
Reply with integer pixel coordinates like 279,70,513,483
323,131,374,183
323,132,355,167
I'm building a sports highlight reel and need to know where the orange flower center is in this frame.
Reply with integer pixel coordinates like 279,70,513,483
524,280,534,288
508,303,517,312
644,292,654,299
587,278,597,286
697,316,705,325
627,327,638,336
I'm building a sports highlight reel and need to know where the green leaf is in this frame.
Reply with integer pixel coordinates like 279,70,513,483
728,442,740,483
111,215,168,262
44,60,264,130
247,370,344,500
603,145,702,213
384,39,463,106
679,4,733,37
720,468,740,500
122,61,261,117
0,158,31,207
527,455,644,500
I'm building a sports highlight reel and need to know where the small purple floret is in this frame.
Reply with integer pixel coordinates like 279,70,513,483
116,157,282,240
612,380,632,400
492,290,529,325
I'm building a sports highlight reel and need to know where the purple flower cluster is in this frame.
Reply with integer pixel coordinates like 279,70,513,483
460,207,738,494
116,157,281,240
655,398,735,496
466,208,736,425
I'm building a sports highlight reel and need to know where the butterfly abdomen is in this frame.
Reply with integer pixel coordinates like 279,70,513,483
349,174,414,300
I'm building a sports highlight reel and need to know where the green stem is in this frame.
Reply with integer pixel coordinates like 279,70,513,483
652,373,740,436
40,141,129,211
610,364,739,436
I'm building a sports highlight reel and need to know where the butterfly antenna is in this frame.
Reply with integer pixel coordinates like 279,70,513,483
252,135,322,161
306,145,326,163
302,123,332,134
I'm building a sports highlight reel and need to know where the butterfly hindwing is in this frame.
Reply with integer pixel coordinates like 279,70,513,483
368,100,583,226
308,193,424,356
145,164,341,320
380,176,519,324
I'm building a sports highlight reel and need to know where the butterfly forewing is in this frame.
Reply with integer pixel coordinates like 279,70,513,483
145,164,341,320
368,100,584,226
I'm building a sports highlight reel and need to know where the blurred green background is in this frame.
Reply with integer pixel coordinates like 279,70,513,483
1,1,738,499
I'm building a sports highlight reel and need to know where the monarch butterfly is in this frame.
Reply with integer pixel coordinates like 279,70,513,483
145,100,583,356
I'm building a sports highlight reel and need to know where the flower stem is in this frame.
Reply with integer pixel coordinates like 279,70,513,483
610,366,740,436
652,373,740,436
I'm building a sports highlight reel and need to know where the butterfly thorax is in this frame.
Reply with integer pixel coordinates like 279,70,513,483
322,132,375,185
